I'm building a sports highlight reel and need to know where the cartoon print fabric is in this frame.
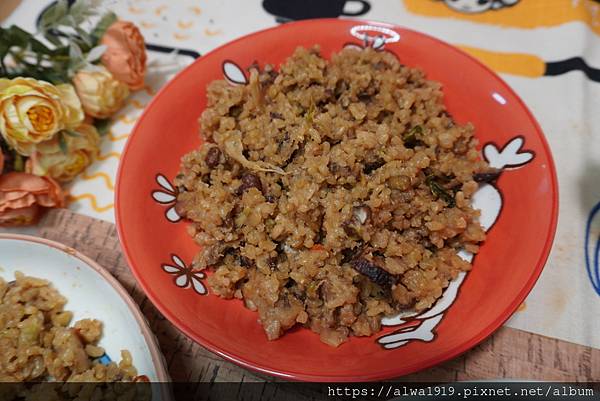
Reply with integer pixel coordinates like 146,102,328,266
410,0,600,33
403,0,600,82
439,0,520,14
2,0,600,352
262,0,371,22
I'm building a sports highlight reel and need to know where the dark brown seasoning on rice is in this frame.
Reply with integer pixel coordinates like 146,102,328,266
351,258,395,288
205,147,221,168
175,46,488,347
474,168,502,183
238,173,263,194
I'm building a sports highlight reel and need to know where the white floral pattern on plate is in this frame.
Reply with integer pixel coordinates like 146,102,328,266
151,174,181,223
161,254,207,295
222,60,248,85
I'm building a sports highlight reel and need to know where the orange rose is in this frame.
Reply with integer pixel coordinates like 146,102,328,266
0,172,64,226
101,20,147,90
0,150,4,173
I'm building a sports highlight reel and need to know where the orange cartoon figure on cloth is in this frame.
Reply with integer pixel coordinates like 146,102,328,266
404,0,600,82
411,0,600,33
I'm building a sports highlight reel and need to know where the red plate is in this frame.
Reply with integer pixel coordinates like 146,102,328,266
116,19,558,381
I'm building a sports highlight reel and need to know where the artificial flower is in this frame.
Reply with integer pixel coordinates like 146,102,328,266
0,172,64,226
27,123,100,182
57,84,87,128
0,78,84,155
73,66,130,118
101,20,147,90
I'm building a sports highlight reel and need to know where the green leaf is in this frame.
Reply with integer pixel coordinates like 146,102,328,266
426,175,456,208
0,138,14,174
42,69,70,84
61,14,78,28
74,27,93,48
68,42,86,73
69,41,85,61
70,0,100,24
13,154,24,172
94,118,112,136
402,125,424,149
90,12,117,44
69,0,87,23
14,63,47,81
39,0,69,31
43,31,63,47
0,0,109,85
64,129,81,137
29,36,52,55
6,25,32,48
0,28,10,60
85,45,106,62
49,45,70,57
15,61,70,84
58,132,68,154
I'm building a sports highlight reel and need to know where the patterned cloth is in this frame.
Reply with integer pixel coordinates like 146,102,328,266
3,0,600,351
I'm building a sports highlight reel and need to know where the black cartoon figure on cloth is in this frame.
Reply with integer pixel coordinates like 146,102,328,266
263,0,371,23
439,0,520,14
378,137,534,349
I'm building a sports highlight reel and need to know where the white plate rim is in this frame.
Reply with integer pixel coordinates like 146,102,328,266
0,233,171,385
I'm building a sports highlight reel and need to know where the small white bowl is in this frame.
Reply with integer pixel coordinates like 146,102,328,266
0,234,171,399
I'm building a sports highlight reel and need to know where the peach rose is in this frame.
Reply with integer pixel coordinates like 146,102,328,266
0,172,64,226
101,20,147,90
73,66,130,119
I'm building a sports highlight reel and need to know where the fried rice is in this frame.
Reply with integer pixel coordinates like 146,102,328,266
0,272,141,382
175,46,490,347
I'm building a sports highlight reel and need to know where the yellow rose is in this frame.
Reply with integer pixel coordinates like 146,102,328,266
57,84,87,128
27,123,100,182
0,78,84,156
73,66,130,119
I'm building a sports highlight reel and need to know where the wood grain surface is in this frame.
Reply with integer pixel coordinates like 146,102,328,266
37,208,600,387
0,0,21,23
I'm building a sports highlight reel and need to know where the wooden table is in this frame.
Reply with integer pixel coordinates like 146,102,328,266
34,208,600,388
0,0,21,24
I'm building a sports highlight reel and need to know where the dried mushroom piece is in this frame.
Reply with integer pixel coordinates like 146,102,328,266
351,257,396,288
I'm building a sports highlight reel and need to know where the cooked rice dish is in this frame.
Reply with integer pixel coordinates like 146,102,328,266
0,272,141,382
175,46,490,347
